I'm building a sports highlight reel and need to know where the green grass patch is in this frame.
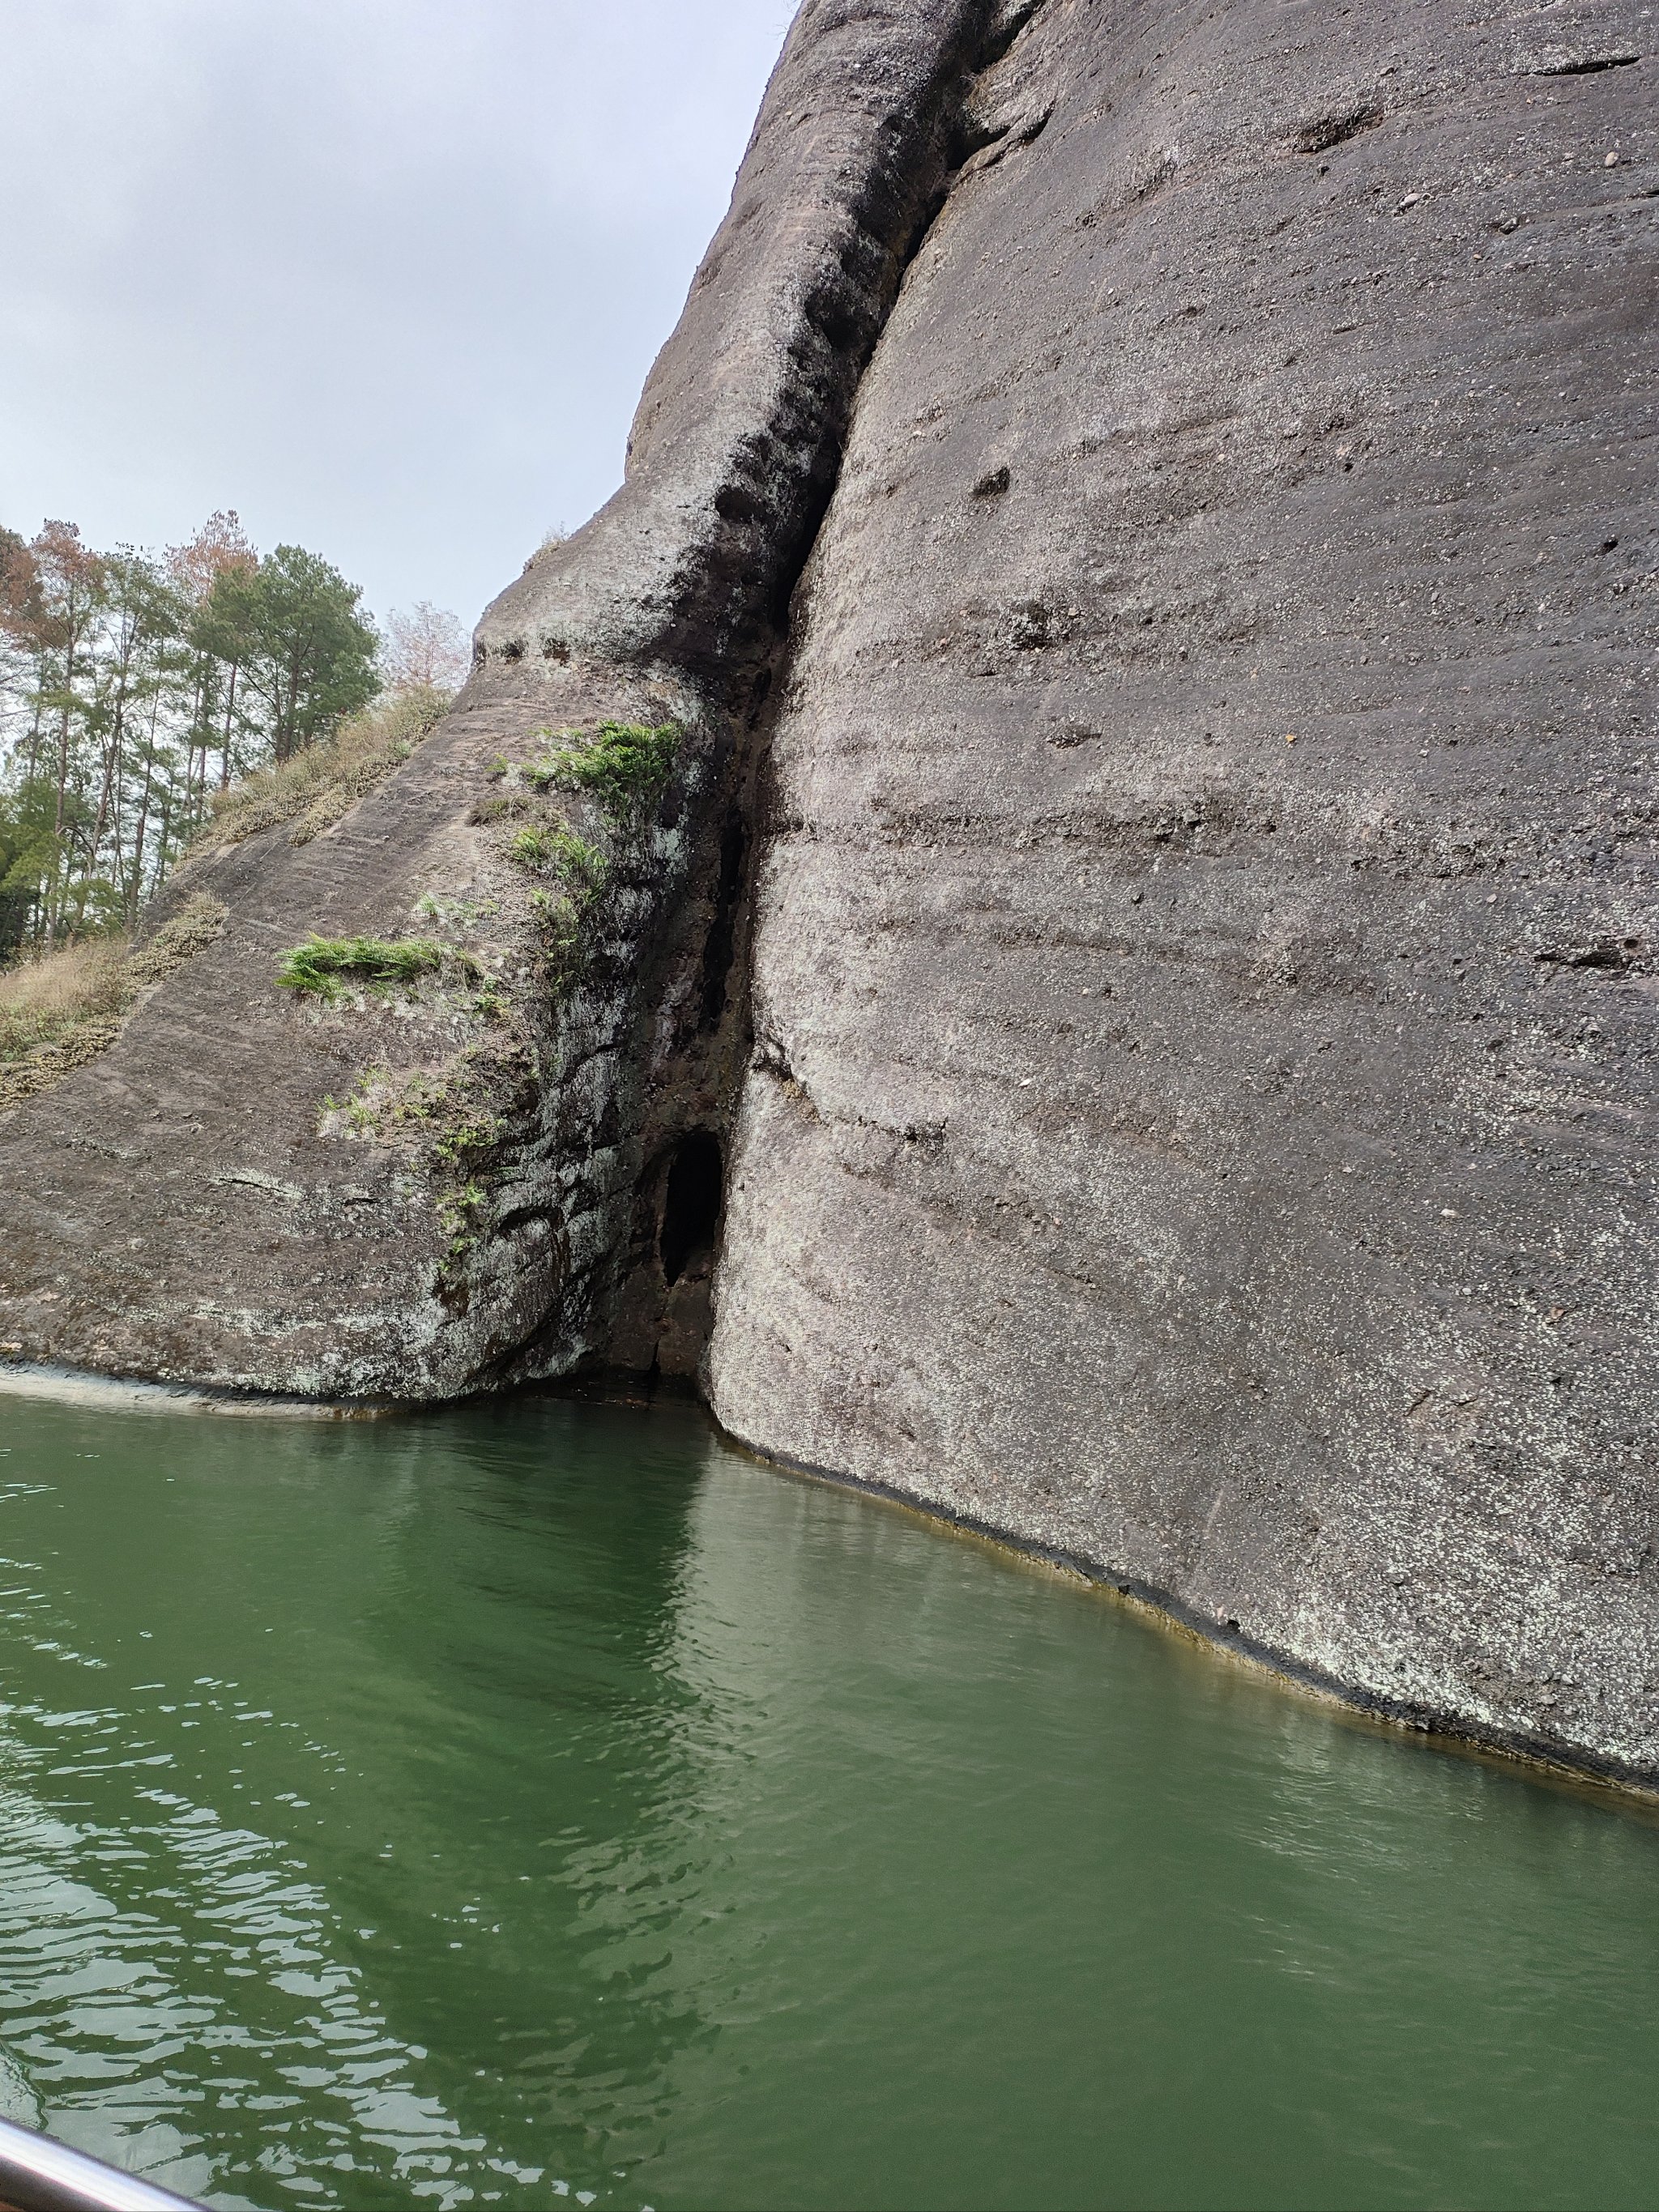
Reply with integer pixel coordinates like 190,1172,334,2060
276,935,451,1001
548,826,609,893
509,823,609,887
523,827,614,982
534,720,680,827
414,893,497,929
435,1178,489,1268
508,825,553,869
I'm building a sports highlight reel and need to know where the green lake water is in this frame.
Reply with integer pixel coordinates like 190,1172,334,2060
0,1389,1656,2212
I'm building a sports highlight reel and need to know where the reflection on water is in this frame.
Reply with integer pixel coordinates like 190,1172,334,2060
0,1404,714,2207
0,1393,1657,2211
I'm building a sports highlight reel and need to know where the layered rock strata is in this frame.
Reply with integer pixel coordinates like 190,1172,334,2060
3,0,1657,1784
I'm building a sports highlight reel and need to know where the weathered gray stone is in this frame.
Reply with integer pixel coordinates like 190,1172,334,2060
2,0,1655,1786
710,0,1659,1787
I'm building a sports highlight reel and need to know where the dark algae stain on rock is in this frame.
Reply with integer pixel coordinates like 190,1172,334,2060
2,0,1657,1789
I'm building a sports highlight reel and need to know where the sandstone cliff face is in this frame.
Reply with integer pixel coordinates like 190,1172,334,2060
2,0,1655,1784
708,0,1659,1786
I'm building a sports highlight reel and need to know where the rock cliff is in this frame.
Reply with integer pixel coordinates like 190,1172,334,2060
2,0,1655,1786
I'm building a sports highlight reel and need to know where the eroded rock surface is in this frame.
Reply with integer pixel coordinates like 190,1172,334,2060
2,0,1656,1782
710,0,1659,1783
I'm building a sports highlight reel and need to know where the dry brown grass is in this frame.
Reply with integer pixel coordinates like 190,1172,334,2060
0,692,449,1108
0,936,131,1063
0,892,227,1109
190,684,451,857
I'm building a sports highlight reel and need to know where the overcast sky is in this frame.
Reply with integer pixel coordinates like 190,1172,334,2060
0,0,795,634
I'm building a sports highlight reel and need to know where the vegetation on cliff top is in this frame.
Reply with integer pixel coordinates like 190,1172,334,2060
1,508,468,952
0,507,469,1102
190,684,450,856
0,936,129,1068
1,516,376,945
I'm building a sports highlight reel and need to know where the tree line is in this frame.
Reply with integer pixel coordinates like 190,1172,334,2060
0,512,467,953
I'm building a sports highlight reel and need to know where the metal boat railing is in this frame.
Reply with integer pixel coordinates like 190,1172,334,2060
0,2119,203,2212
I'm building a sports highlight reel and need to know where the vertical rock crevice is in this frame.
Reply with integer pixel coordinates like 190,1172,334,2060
473,0,1023,693
505,0,1060,1392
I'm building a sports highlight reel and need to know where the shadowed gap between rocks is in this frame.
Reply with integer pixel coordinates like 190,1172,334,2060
661,1132,725,1288
586,1,1055,1390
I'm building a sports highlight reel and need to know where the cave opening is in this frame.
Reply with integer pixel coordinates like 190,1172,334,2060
659,1131,724,1286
